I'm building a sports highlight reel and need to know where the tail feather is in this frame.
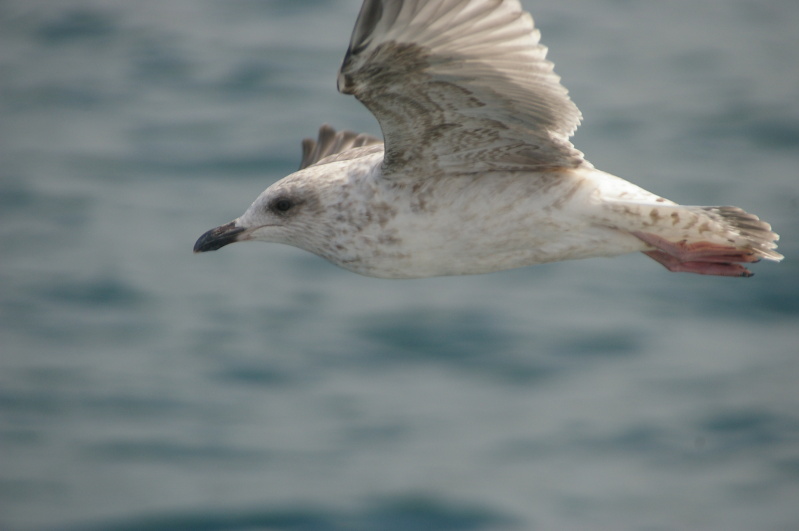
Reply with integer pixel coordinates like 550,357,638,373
630,205,781,277
700,206,782,262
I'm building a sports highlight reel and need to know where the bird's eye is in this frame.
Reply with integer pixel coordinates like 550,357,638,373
273,198,293,213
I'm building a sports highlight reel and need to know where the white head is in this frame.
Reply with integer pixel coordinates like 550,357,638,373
193,170,337,256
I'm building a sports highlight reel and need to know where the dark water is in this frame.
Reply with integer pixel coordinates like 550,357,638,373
2,1,798,530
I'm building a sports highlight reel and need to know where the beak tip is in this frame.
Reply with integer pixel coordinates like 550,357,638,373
193,221,246,253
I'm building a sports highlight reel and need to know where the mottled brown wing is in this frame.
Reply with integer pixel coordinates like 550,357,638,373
299,124,383,170
337,0,586,179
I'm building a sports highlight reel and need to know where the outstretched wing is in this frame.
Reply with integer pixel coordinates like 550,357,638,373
337,0,585,179
299,124,383,170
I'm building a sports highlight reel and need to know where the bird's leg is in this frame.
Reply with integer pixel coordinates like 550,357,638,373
631,231,758,277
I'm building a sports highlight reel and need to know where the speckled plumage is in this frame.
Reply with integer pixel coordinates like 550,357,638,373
194,0,781,278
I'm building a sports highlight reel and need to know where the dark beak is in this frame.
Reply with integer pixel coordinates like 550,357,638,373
193,221,246,253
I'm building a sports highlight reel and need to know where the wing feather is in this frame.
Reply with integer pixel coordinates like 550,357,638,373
337,0,585,178
299,124,382,170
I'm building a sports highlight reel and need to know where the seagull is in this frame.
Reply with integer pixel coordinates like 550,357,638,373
194,0,782,278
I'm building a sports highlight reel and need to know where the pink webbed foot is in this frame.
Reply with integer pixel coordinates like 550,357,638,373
632,232,759,278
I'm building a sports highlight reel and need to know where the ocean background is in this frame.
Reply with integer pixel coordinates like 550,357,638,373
2,0,798,529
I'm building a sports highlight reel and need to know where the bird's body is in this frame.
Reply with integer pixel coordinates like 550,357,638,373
238,152,648,279
195,0,782,278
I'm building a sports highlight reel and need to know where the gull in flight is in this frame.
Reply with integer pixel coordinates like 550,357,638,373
195,0,782,278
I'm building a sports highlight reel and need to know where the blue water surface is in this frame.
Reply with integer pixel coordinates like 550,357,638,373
2,1,798,530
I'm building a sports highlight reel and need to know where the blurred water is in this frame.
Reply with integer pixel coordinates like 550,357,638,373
2,1,798,530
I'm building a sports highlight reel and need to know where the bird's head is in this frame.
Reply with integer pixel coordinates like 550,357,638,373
193,172,327,254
